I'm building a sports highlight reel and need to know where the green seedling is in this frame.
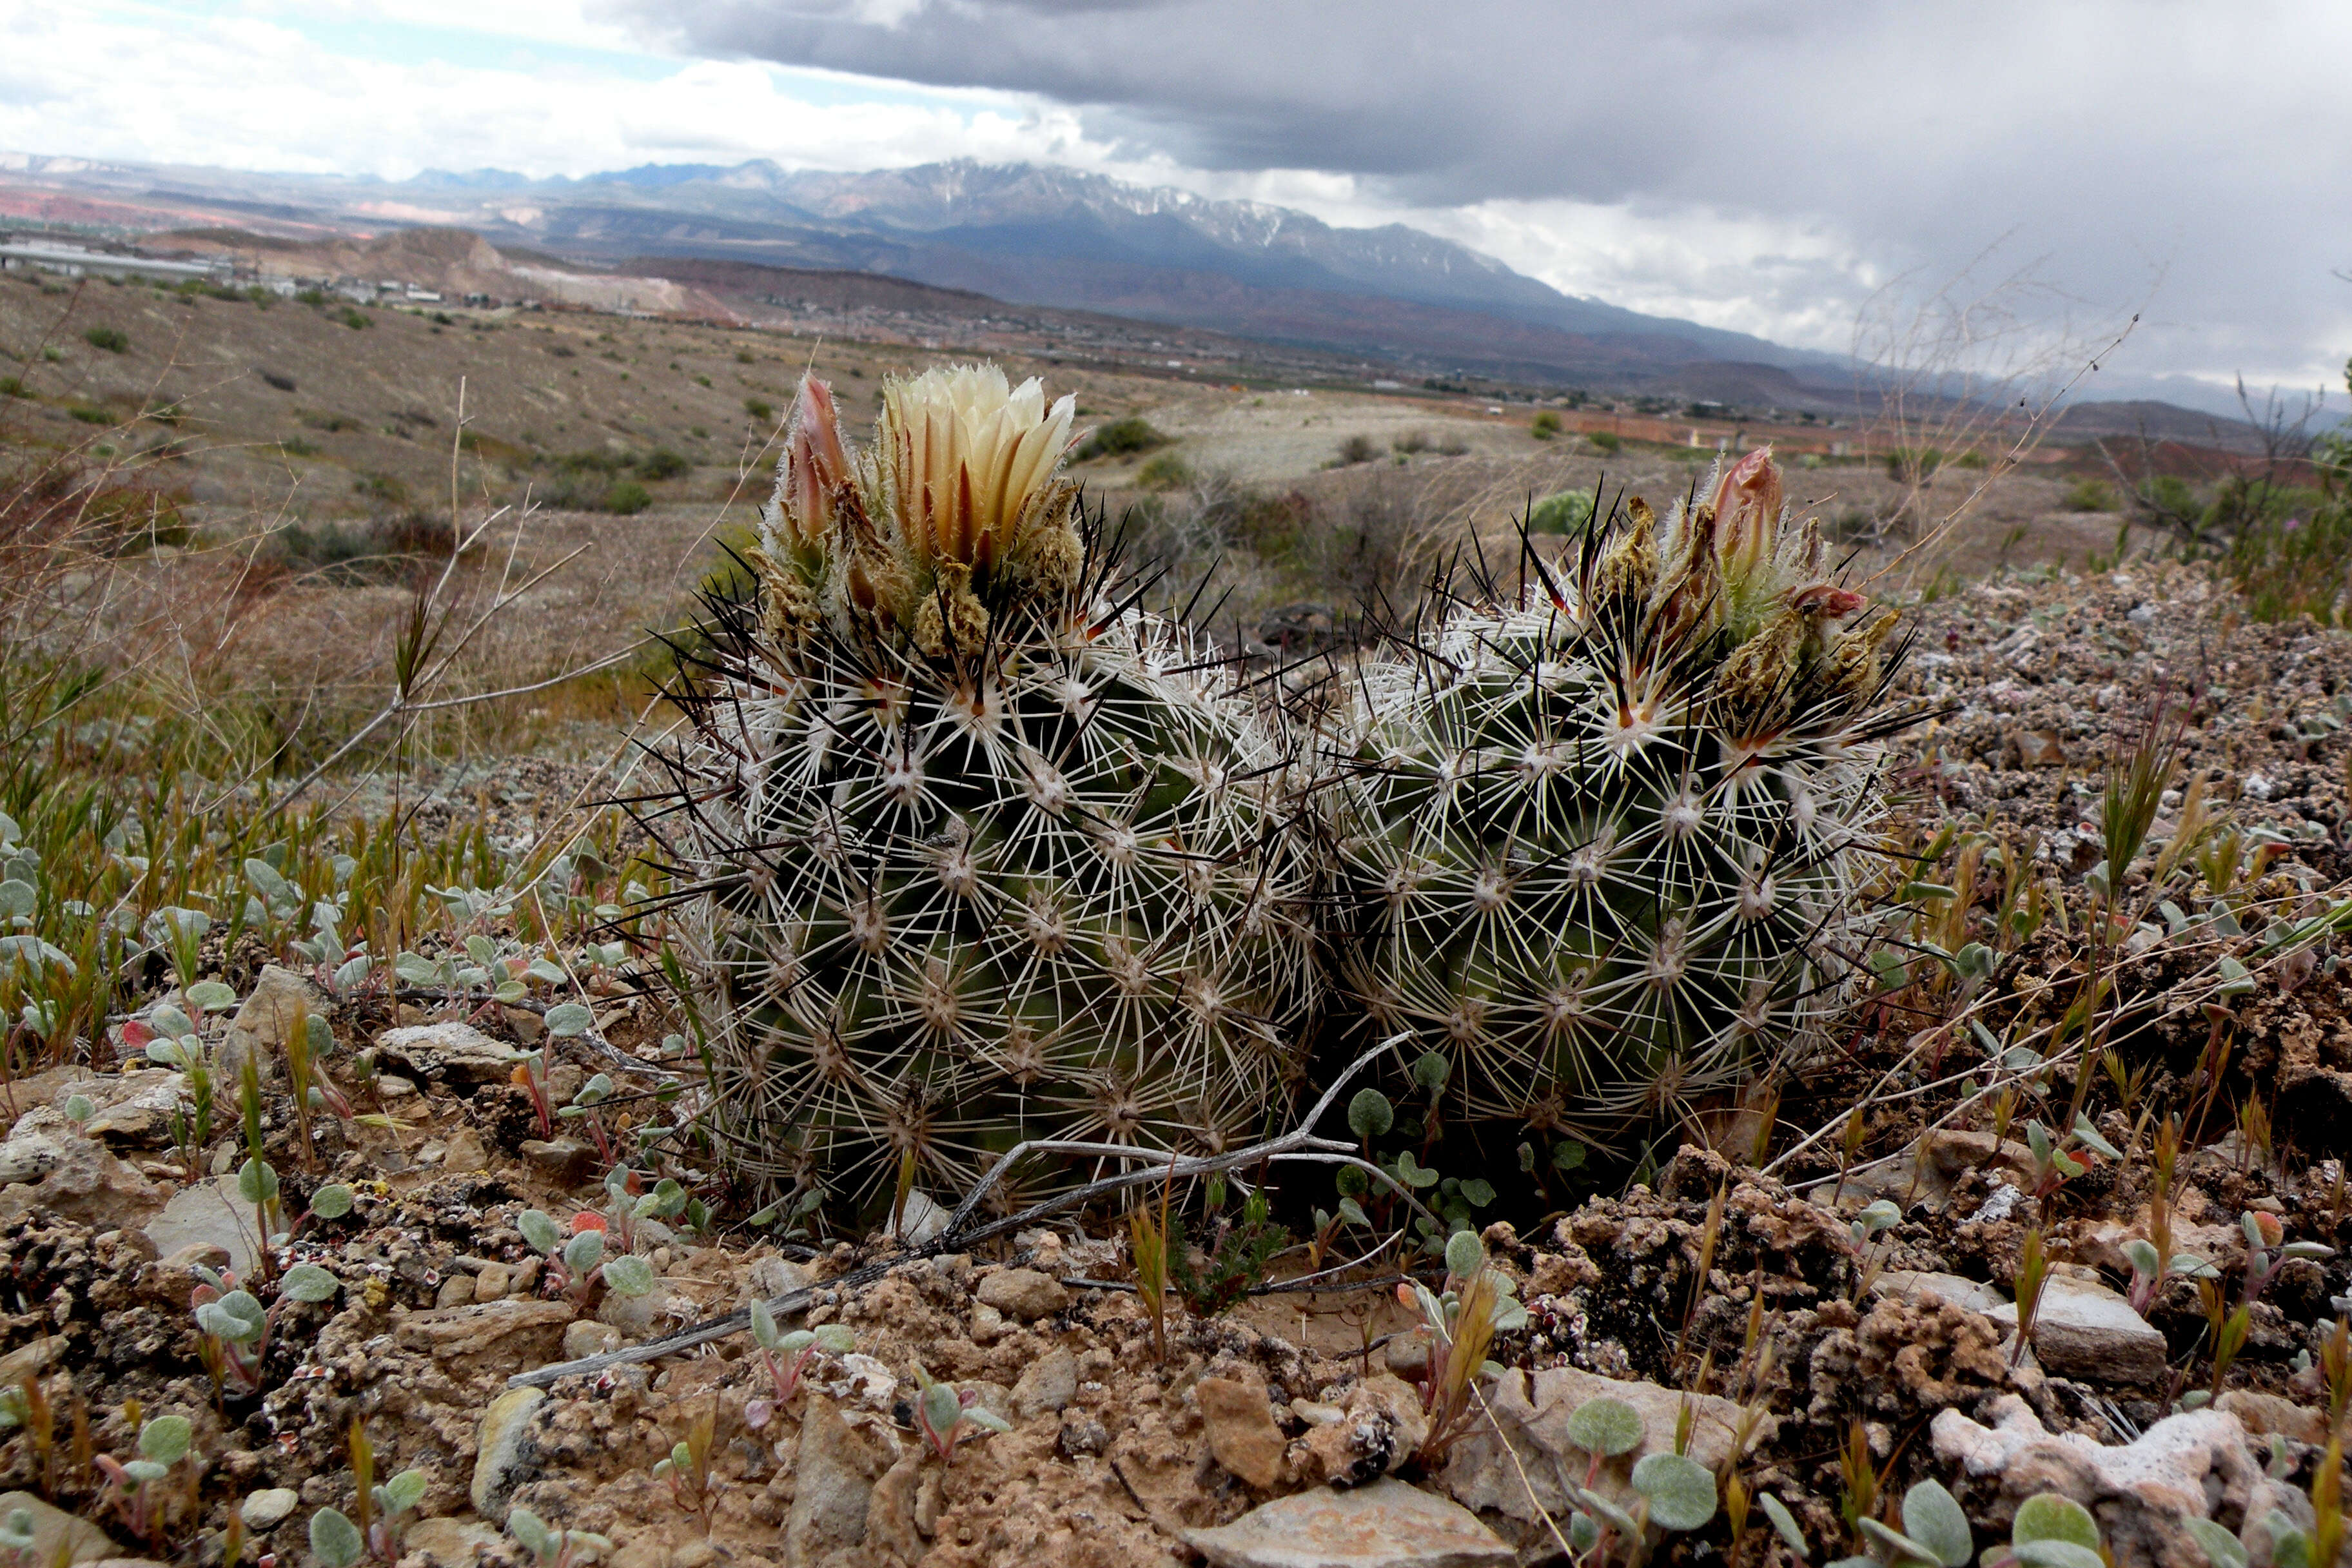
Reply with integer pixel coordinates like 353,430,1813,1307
745,1302,854,1426
507,1505,613,1567
1823,1478,1973,1568
910,1365,1011,1465
1401,1232,1530,1467
191,1259,340,1393
652,1406,718,1529
93,1411,191,1544
1979,1492,2104,1568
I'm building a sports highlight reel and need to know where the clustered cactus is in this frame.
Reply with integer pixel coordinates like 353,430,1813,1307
1327,453,1908,1138
649,367,1318,1216
652,370,1906,1210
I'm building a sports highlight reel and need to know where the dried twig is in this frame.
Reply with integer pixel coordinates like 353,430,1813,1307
505,1037,1418,1389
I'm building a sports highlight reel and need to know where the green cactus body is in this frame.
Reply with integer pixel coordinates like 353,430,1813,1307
656,368,1315,1215
1333,455,1908,1139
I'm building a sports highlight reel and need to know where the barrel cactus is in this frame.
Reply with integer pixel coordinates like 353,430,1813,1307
652,366,1317,1217
1328,450,1908,1141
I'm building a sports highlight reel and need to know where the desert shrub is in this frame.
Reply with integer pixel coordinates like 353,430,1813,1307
302,412,360,433
1531,411,1562,440
279,437,320,458
68,406,112,426
1392,429,1431,454
603,480,652,516
1073,416,1168,460
1135,451,1192,491
337,308,370,331
1588,430,1622,454
0,378,23,398
84,327,127,353
1525,489,1596,535
744,397,774,422
1436,436,1470,456
259,371,296,392
352,473,407,505
1333,433,1380,467
295,288,327,306
2062,477,2117,511
637,449,690,481
1887,446,1943,481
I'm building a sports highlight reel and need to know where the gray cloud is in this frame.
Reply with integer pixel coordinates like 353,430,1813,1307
609,0,2352,389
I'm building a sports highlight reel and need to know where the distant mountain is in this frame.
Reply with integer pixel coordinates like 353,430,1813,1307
0,151,1833,387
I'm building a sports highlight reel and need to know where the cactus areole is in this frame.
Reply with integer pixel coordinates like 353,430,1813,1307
1334,450,1912,1142
647,367,1317,1216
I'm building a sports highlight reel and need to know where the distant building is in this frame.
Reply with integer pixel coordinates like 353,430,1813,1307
0,238,228,283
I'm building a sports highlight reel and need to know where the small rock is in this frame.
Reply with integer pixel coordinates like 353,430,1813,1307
1297,1375,1429,1488
400,1516,505,1567
888,1190,950,1244
1932,1393,2293,1568
1184,1478,1515,1568
76,1072,182,1150
2217,1389,2330,1447
239,1488,299,1530
442,1127,489,1174
1293,1400,1348,1427
1875,1269,2010,1317
785,1396,892,1561
748,1255,810,1300
521,1138,597,1186
1384,1331,1431,1380
1013,1347,1079,1418
221,964,327,1089
377,1023,524,1088
1197,1376,1287,1490
1986,1274,2168,1384
562,1320,623,1361
1058,1416,1110,1458
0,1336,63,1389
596,1280,672,1339
393,1298,573,1366
435,1273,477,1309
2008,728,2066,768
968,1302,1007,1344
0,1491,125,1564
469,1386,546,1524
545,1063,584,1104
473,1262,511,1302
0,1135,63,1186
975,1267,1067,1321
1442,1367,1768,1544
508,1010,544,1046
140,1175,257,1277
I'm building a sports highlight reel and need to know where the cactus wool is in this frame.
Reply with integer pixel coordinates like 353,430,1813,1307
651,367,1316,1217
1331,450,1908,1143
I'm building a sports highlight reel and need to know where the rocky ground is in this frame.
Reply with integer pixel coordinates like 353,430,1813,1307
6,558,2352,1568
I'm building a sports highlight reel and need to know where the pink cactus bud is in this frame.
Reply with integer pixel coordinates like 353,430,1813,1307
1710,447,1783,574
1788,583,1865,622
781,375,846,547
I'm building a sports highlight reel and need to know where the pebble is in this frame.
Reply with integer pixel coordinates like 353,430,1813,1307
1012,1347,1078,1418
474,1262,511,1302
975,1266,1067,1321
239,1489,299,1530
1184,1478,1514,1568
469,1386,546,1523
1986,1273,2168,1384
1195,1376,1286,1490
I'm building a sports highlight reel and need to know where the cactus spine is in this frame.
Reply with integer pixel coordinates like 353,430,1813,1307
654,368,1315,1216
1330,450,1907,1139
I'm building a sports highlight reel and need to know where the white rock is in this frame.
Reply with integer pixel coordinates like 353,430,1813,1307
469,1386,545,1523
1986,1274,2168,1384
239,1488,299,1530
1185,1479,1515,1568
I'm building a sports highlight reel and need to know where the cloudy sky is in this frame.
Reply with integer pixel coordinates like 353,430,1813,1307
5,0,2348,409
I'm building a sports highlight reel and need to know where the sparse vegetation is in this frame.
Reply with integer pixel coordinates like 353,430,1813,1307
83,326,127,353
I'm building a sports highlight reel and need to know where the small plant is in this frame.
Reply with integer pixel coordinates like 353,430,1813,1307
1135,451,1191,491
745,1303,854,1427
743,396,774,422
1531,411,1562,440
1169,1181,1289,1316
910,1366,1011,1464
1979,1493,2103,1568
1525,488,1596,535
192,1259,340,1393
603,480,652,516
1541,1393,1720,1563
652,1406,718,1529
84,326,127,353
2235,1210,2333,1309
1401,1231,1529,1466
509,1505,613,1567
0,1507,40,1568
1072,415,1166,460
1588,429,1622,453
1819,1477,1972,1568
1333,433,1380,466
94,1411,190,1544
308,1416,428,1563
2062,477,2117,513
338,307,371,331
515,1208,657,1306
1130,1175,1173,1366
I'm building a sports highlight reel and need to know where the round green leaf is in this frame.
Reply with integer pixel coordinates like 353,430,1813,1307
1901,1480,1973,1567
1759,1493,1809,1560
1346,1088,1393,1141
1632,1451,1717,1531
1564,1396,1646,1457
543,1002,594,1038
919,1381,961,1435
600,1255,656,1297
813,1324,857,1353
62,1095,93,1124
138,1413,192,1464
2012,1542,2106,1568
279,1263,338,1303
2012,1494,2100,1551
563,1230,605,1274
1552,1140,1587,1173
518,1210,561,1255
382,1469,427,1514
750,1299,781,1349
1411,1050,1452,1092
237,1157,279,1206
2184,1518,2248,1568
122,1459,168,1485
310,1505,365,1568
148,1004,193,1039
508,1505,554,1557
186,980,239,1012
1444,1230,1485,1280
309,1183,355,1220
1569,1511,1602,1553
1859,1518,1936,1565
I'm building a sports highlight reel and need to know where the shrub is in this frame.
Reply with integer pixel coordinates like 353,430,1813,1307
1392,429,1431,455
353,473,408,505
1588,430,1622,454
744,397,774,422
1135,451,1193,491
68,406,112,426
637,449,691,481
2062,477,2117,512
1531,411,1562,440
1073,415,1168,460
1525,489,1596,535
1887,446,1943,482
259,371,296,392
84,326,127,353
337,307,371,331
1333,433,1380,466
0,377,23,398
603,480,652,516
